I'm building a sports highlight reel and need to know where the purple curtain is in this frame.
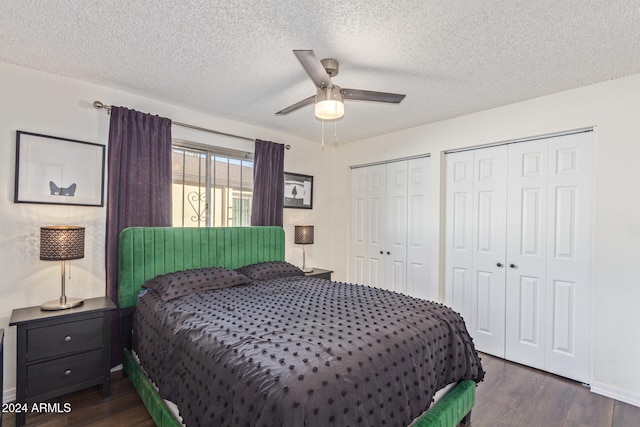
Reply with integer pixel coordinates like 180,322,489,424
251,139,284,226
105,106,172,366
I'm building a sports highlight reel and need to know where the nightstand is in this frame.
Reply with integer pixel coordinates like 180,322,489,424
305,268,333,280
9,297,116,427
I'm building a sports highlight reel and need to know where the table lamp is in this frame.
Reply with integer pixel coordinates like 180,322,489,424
294,225,314,272
40,226,85,310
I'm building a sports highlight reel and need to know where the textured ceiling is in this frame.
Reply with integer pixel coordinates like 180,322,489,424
2,1,640,143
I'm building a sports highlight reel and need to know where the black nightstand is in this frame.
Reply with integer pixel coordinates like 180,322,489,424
9,297,116,427
305,268,333,280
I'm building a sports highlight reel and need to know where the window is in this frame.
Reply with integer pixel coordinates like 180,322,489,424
171,144,253,227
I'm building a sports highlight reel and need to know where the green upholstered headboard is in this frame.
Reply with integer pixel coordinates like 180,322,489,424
117,226,285,308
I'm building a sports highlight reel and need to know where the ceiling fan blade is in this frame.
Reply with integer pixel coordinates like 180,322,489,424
341,88,406,103
275,95,316,115
294,50,331,88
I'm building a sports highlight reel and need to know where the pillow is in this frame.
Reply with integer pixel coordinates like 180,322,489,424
236,261,305,281
143,267,251,301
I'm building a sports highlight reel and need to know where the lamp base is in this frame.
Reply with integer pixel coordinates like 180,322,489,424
41,297,84,311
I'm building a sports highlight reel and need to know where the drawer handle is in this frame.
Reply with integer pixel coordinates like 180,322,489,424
64,369,71,376
64,335,72,342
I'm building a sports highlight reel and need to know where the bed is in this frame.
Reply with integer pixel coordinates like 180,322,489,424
118,226,483,427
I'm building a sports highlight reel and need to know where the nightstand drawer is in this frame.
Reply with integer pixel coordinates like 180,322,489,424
27,317,103,361
26,349,103,397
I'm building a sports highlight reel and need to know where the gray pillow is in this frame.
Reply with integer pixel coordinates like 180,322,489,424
143,267,251,301
236,261,305,281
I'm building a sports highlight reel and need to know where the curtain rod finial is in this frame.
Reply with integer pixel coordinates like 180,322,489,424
93,100,105,110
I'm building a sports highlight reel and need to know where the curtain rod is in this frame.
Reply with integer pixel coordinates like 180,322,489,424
93,100,290,149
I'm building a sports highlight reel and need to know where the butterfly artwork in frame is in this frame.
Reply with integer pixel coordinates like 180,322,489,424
14,131,105,207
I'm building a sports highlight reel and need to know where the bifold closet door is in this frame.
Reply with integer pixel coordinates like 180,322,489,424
405,157,430,300
504,140,549,371
350,157,430,298
543,133,592,382
444,150,474,321
385,161,408,293
350,164,386,288
471,147,508,357
445,132,592,383
504,134,592,382
445,147,508,357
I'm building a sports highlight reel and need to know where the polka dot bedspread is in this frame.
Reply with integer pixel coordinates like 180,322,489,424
133,276,484,427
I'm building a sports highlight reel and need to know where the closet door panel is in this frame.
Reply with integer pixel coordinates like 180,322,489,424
366,165,387,288
385,161,408,292
471,147,508,357
505,140,548,367
545,132,592,383
406,157,430,300
350,168,369,285
445,151,474,321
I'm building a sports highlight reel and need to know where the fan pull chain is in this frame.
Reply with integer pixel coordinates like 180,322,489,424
334,118,338,146
321,119,325,150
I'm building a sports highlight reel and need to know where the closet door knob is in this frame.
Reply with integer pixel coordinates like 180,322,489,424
509,263,518,269
386,251,390,255
496,262,503,268
380,251,383,254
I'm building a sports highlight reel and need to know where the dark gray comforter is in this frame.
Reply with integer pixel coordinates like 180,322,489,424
133,276,484,427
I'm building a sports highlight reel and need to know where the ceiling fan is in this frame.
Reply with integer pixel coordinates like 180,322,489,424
276,50,406,120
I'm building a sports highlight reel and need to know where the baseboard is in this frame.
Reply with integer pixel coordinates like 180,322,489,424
3,387,16,403
591,382,640,408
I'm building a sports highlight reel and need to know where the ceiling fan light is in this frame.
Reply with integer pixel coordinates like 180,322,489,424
315,86,344,120
315,100,344,120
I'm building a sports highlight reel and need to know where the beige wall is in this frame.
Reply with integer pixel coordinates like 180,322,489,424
331,73,640,405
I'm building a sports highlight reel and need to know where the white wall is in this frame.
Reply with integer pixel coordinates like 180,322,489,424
0,62,335,400
331,73,640,405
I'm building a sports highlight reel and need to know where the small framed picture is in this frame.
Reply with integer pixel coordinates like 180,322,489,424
284,172,313,209
14,131,106,207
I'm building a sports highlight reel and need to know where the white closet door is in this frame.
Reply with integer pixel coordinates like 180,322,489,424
406,157,430,300
445,151,475,321
445,132,592,382
350,167,369,285
471,146,508,357
350,158,430,295
544,132,592,383
505,140,549,369
366,164,387,288
385,161,408,293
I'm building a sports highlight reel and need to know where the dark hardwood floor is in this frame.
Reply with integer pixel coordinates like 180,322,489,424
2,353,639,426
472,354,640,427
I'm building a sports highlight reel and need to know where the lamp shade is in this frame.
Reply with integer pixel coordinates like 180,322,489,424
294,225,314,245
315,86,344,120
40,226,85,261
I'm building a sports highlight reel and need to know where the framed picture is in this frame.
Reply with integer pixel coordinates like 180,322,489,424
14,131,106,207
284,172,313,209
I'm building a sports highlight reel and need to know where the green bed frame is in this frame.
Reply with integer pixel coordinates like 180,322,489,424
118,226,475,426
